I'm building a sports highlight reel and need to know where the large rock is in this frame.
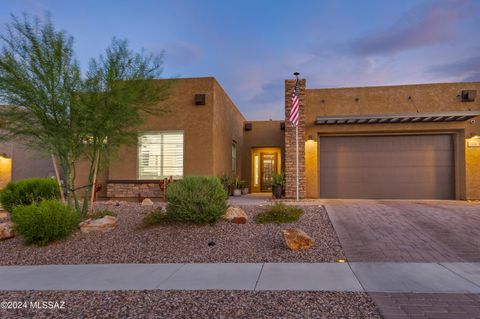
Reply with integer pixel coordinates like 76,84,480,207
223,206,248,224
141,198,154,206
79,215,118,233
0,222,14,240
282,228,314,251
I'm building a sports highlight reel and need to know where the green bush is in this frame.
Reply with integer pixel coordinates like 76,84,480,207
166,176,227,224
11,200,80,246
0,178,60,213
255,202,303,224
142,209,172,227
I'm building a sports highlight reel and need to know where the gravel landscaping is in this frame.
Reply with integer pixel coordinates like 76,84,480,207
0,202,345,265
0,290,382,319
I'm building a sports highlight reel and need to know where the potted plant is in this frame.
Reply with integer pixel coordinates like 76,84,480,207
271,171,285,199
232,178,242,197
219,174,232,196
240,180,249,195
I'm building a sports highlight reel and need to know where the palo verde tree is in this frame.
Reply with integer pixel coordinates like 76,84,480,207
78,38,171,215
0,14,171,215
0,13,86,208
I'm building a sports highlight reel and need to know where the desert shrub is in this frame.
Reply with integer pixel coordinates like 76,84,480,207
11,200,80,246
87,210,117,220
0,178,60,213
166,176,227,224
142,209,172,227
255,202,303,224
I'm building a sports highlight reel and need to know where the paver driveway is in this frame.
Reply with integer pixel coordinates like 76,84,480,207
325,200,480,262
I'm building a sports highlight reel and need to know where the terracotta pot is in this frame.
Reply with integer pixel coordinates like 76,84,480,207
242,188,249,195
233,189,242,197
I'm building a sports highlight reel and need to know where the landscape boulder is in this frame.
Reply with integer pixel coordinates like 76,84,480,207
223,206,248,224
141,198,154,206
282,228,314,251
0,222,14,240
79,215,118,233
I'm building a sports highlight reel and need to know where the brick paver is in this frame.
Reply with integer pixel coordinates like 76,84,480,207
325,200,480,262
370,293,480,319
325,200,480,318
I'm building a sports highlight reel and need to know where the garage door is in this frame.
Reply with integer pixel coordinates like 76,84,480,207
320,135,454,199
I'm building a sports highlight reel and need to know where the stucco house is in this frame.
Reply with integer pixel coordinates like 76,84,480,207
1,76,479,200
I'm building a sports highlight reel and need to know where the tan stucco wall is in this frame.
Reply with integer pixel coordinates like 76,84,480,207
304,82,480,199
212,79,246,178
107,77,216,184
242,120,285,189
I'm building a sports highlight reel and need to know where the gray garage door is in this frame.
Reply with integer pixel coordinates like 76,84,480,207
320,135,454,199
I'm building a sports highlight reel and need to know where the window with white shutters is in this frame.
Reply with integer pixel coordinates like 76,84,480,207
138,131,184,179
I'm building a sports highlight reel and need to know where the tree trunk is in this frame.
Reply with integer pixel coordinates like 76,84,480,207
82,148,98,216
50,153,66,204
88,152,100,215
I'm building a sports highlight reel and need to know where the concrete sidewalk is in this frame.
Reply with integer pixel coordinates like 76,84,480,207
1,262,480,292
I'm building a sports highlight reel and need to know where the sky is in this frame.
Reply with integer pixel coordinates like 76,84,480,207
1,0,479,120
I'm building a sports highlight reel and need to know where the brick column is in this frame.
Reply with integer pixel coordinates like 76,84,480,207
284,79,306,199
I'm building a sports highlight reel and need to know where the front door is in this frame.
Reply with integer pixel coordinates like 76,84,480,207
260,152,277,192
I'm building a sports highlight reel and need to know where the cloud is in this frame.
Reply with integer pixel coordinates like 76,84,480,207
428,55,480,81
351,0,471,56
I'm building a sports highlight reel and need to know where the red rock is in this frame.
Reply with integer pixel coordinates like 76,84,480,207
282,228,314,251
0,222,14,240
223,206,248,224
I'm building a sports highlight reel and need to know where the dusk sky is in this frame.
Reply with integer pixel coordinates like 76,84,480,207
1,0,479,120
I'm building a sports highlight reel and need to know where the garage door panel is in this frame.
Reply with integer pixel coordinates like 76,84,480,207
320,135,454,199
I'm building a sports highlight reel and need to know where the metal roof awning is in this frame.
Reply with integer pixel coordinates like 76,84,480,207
315,110,480,125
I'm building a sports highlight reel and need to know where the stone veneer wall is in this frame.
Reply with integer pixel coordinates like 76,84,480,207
107,181,162,198
284,79,306,199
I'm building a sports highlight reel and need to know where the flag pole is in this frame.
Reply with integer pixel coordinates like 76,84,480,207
296,124,299,201
293,72,300,201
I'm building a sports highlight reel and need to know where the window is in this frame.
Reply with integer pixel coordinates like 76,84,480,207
138,131,184,179
232,141,237,174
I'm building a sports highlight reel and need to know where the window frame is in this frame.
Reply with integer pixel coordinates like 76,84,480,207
137,130,185,180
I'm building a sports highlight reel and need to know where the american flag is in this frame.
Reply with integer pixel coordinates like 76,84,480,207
288,79,300,126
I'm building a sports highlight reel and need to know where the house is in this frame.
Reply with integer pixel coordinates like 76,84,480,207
1,77,479,200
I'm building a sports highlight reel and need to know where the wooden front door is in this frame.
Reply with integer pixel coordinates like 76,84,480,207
260,152,277,192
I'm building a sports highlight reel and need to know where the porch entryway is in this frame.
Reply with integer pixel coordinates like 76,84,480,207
250,147,281,193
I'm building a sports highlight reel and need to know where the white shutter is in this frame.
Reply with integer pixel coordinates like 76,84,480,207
138,131,184,179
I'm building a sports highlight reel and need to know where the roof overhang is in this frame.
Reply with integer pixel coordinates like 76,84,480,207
315,110,480,125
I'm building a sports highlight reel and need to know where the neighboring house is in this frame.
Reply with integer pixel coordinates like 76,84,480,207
0,140,56,189
1,77,479,200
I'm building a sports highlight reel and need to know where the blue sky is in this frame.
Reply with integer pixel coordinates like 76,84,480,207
1,0,479,119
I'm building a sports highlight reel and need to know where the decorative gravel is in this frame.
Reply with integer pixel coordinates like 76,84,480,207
0,290,382,319
0,202,345,265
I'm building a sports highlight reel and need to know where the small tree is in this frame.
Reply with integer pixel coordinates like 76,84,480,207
0,14,172,215
78,38,171,215
0,13,85,209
